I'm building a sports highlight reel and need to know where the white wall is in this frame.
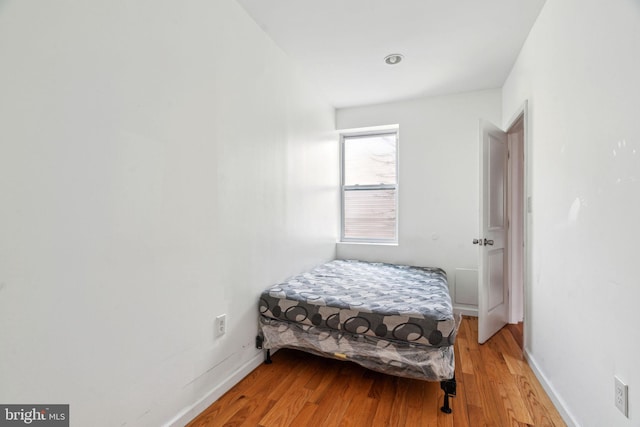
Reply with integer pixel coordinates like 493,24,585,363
503,0,640,425
336,90,502,314
0,1,338,426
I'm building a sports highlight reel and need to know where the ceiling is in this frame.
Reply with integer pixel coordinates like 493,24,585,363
237,0,546,109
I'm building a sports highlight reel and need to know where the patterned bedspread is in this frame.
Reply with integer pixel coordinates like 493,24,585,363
259,259,457,347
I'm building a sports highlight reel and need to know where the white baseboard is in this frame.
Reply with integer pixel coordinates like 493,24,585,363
453,306,478,317
163,352,265,427
523,348,579,427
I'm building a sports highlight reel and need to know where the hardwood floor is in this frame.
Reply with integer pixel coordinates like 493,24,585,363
506,322,524,350
188,317,565,426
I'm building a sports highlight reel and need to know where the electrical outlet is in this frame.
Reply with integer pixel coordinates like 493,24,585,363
215,314,227,336
615,376,628,417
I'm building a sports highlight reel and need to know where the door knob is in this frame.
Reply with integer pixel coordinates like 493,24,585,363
484,238,494,246
473,239,480,245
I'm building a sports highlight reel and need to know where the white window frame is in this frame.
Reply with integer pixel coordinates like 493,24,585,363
340,125,399,243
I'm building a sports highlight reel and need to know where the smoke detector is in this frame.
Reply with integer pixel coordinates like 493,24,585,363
384,54,404,65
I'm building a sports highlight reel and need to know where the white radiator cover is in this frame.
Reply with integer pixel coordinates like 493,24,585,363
453,268,478,316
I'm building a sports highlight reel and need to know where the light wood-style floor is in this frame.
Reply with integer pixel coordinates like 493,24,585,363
506,322,524,350
188,317,565,426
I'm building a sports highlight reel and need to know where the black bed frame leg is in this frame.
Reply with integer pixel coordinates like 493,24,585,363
255,334,272,364
441,392,452,414
440,375,457,414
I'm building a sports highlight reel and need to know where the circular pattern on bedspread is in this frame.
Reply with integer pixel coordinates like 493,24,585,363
311,313,323,326
285,306,308,322
392,323,424,342
326,313,340,330
428,330,443,345
344,316,371,334
374,324,388,337
258,298,269,314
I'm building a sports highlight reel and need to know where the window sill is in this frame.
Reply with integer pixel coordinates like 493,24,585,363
336,241,398,247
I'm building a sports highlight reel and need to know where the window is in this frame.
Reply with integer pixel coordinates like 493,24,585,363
341,128,398,242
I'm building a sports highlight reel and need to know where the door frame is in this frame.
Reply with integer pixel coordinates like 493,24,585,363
504,100,530,350
506,114,524,324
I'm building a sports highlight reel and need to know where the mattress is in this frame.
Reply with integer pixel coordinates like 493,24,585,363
259,259,457,347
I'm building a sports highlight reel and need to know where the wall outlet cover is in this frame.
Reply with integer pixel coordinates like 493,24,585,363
615,376,628,417
215,314,227,336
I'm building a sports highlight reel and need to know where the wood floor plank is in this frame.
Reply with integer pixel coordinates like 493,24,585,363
456,336,474,375
388,377,410,427
259,387,313,427
304,364,359,427
259,358,322,426
517,374,558,427
519,372,566,427
287,402,318,426
340,367,378,427
421,382,441,427
465,404,487,427
403,378,427,427
188,317,566,427
263,356,314,402
311,368,356,426
235,398,277,427
461,372,482,409
370,375,398,427
342,397,378,427
450,378,470,427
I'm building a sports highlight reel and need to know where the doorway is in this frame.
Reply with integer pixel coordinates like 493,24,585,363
506,113,525,348
477,103,528,346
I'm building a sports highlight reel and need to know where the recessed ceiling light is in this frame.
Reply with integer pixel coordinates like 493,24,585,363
384,54,404,65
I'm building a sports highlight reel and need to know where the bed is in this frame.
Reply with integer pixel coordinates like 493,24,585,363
256,259,460,413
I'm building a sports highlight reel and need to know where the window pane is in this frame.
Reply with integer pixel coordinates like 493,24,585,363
343,189,396,240
344,134,396,186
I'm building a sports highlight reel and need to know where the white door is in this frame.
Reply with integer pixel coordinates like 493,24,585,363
477,120,509,344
